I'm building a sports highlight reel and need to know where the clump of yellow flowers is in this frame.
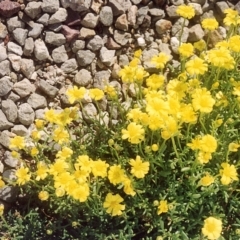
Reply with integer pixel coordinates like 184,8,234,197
1,6,240,239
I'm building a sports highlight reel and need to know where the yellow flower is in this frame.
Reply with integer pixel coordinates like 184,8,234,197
55,187,65,197
49,159,69,177
223,9,240,26
187,136,202,150
151,144,159,152
66,86,86,104
35,119,45,130
16,167,31,185
135,67,149,84
123,177,136,196
89,88,104,101
192,88,215,113
129,155,149,178
44,108,57,123
157,200,168,215
38,191,49,201
0,204,4,216
197,151,212,164
151,52,170,69
180,104,197,124
199,174,215,186
9,136,25,150
228,142,240,152
68,181,89,202
75,155,92,172
176,5,195,19
186,57,208,76
36,161,48,181
56,147,73,161
167,79,188,99
104,85,117,99
119,65,135,83
0,176,5,188
202,217,222,240
229,35,240,52
108,165,126,185
199,134,217,153
178,43,194,58
54,172,74,190
122,122,145,144
30,147,39,157
146,74,164,90
194,39,206,51
91,159,109,178
53,127,70,145
201,18,219,30
134,49,142,58
220,163,238,185
103,193,125,216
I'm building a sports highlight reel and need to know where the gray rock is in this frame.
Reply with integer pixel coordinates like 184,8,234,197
0,60,11,77
79,27,96,39
0,45,7,62
137,37,146,47
20,58,35,78
128,5,137,26
0,22,8,39
61,58,78,73
175,27,189,43
52,45,68,63
45,31,66,46
28,22,44,38
99,47,116,66
137,6,148,25
13,79,35,98
4,151,19,168
148,8,165,18
82,103,97,121
119,54,129,67
37,13,50,26
191,0,206,5
6,16,25,32
170,0,184,5
76,50,96,66
7,41,23,56
48,8,67,24
38,79,58,98
189,3,203,16
74,69,92,86
188,24,205,42
156,19,172,35
87,35,103,51
71,40,85,53
99,6,113,26
34,39,50,61
41,0,60,13
12,28,28,46
171,17,189,36
2,99,18,123
142,48,159,71
0,161,3,174
8,53,21,72
60,0,89,11
93,70,111,90
215,1,229,18
11,125,29,136
18,103,35,126
8,92,20,102
81,13,99,28
0,76,13,97
27,93,47,109
170,36,180,54
0,110,14,130
114,30,131,45
24,1,42,19
0,130,11,149
0,186,18,203
23,37,34,56
166,5,179,18
115,14,128,31
108,0,125,16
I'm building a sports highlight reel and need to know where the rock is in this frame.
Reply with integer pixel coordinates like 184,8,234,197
37,13,50,26
82,103,97,121
119,54,129,67
208,29,224,48
76,50,96,66
81,13,99,28
105,37,121,50
2,99,18,123
23,37,34,56
6,16,25,32
170,0,184,5
189,3,203,16
61,58,78,73
93,70,111,89
18,103,35,126
4,151,19,168
74,69,92,86
24,1,42,19
0,0,21,18
128,5,138,26
156,19,172,35
27,93,47,109
137,6,149,25
28,22,44,38
8,91,20,102
0,45,7,61
13,79,35,98
41,0,60,13
0,110,14,130
99,47,116,66
99,6,113,26
0,186,18,203
0,130,12,149
7,41,23,56
115,14,128,31
38,79,59,98
142,48,159,71
79,27,96,39
71,39,85,53
171,17,189,36
12,28,28,46
11,125,29,136
0,22,8,39
48,8,67,24
34,39,50,61
114,30,131,46
170,36,180,54
166,5,179,18
87,35,103,51
65,8,81,26
215,1,229,18
61,25,79,42
91,0,104,14
108,0,125,17
175,27,189,43
52,45,68,63
60,0,89,12
45,31,66,46
0,162,3,174
0,60,10,77
20,59,35,79
188,24,205,42
0,76,13,97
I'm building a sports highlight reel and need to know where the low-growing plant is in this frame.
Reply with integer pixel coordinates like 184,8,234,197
1,5,240,240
